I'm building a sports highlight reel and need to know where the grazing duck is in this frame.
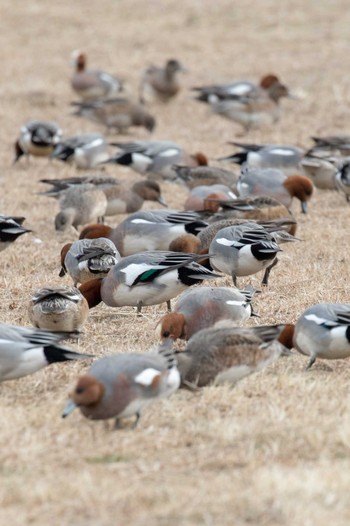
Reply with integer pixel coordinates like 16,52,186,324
79,210,208,256
62,339,180,428
193,74,292,132
106,140,207,180
184,184,237,211
140,59,186,103
103,180,167,216
29,286,89,332
70,50,123,101
219,142,303,175
156,286,256,341
283,303,350,368
237,166,314,213
72,98,156,134
14,120,62,162
54,185,107,232
51,133,110,168
0,215,31,251
209,221,288,286
173,164,237,190
176,324,287,387
0,324,92,381
60,238,121,286
78,251,219,314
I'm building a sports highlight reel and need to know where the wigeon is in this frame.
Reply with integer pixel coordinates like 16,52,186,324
206,195,297,234
79,210,208,256
106,140,207,180
237,166,314,213
60,238,121,286
309,135,350,156
173,164,238,190
0,324,92,381
70,50,123,101
29,286,89,332
103,180,167,216
14,120,62,162
300,151,338,190
39,175,119,198
281,303,350,368
0,215,31,251
193,74,292,132
156,286,256,341
72,98,156,134
140,59,186,103
175,324,287,387
51,133,110,169
219,142,303,175
199,217,298,252
54,185,107,232
78,251,219,314
62,339,180,428
209,222,285,286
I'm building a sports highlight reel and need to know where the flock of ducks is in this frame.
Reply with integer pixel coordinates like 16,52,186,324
3,50,350,430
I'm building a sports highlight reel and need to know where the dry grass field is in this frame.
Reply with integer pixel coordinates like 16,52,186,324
2,0,350,524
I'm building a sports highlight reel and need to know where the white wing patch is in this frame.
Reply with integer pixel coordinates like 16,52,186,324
226,300,245,306
131,219,154,224
135,368,161,386
304,314,330,325
215,237,233,247
159,148,179,158
269,148,295,156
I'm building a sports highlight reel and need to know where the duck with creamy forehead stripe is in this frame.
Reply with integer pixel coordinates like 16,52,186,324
62,339,180,428
237,165,314,213
29,286,89,332
278,304,350,369
156,285,257,341
70,50,123,101
78,251,220,314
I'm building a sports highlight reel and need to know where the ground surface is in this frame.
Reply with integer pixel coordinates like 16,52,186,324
1,1,350,524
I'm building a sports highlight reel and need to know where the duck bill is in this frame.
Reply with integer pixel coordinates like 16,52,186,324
301,201,308,214
157,196,168,207
62,399,77,418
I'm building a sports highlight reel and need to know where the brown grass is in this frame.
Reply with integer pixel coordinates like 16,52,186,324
1,0,350,524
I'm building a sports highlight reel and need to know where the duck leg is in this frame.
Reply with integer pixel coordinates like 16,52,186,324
166,300,172,312
262,257,278,286
231,273,237,287
136,301,143,316
306,354,316,369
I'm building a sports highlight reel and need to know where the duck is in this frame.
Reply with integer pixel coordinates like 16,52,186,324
106,140,207,180
192,74,292,132
0,323,93,381
156,285,256,341
54,185,107,232
199,217,298,252
28,286,89,332
103,180,167,216
175,324,287,387
39,175,119,198
308,135,350,156
184,184,237,211
62,338,180,428
300,150,338,190
173,164,238,190
60,238,121,285
70,50,123,101
237,166,314,213
79,210,208,256
282,303,350,368
14,120,62,162
206,195,297,234
78,251,220,314
140,59,186,103
208,221,288,286
51,133,110,169
0,215,31,251
219,142,304,175
72,98,156,134
335,161,350,201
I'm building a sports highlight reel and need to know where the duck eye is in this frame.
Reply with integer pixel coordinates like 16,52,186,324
163,331,170,337
76,387,85,394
